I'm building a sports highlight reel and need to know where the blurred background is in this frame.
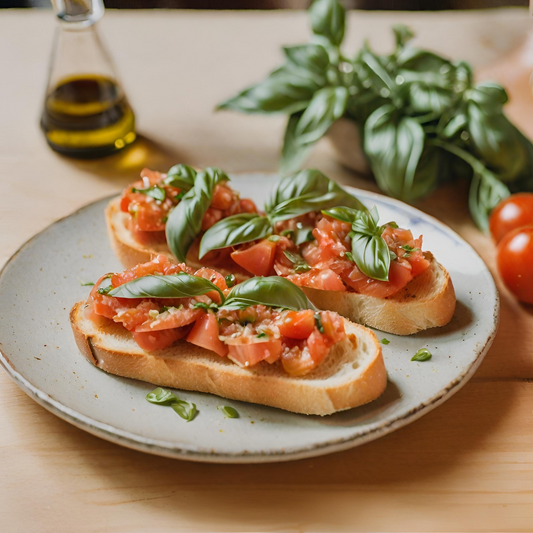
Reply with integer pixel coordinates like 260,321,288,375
0,0,528,9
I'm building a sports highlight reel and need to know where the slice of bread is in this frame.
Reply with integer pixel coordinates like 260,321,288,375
70,302,387,416
302,258,456,336
106,197,249,280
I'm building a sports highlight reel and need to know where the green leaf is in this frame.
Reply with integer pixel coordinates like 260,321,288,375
280,113,316,175
468,82,508,113
171,400,197,422
282,43,330,77
407,82,454,115
267,169,366,222
78,278,94,287
108,272,225,302
467,100,527,181
222,276,315,311
380,338,390,345
393,24,414,49
131,185,166,202
293,224,315,246
146,387,179,405
314,312,324,333
349,209,391,282
164,164,197,191
165,168,229,262
411,348,432,362
396,48,455,85
322,206,361,223
219,406,239,418
469,168,510,232
294,86,348,145
217,66,323,115
309,0,345,47
199,214,273,258
225,274,237,288
364,104,425,201
440,112,468,139
283,250,311,273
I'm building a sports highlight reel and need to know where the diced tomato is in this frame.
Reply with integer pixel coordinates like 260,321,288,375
90,275,124,319
132,327,188,351
406,250,431,277
341,259,413,298
278,310,315,339
281,346,317,376
202,208,224,231
111,255,191,287
231,239,277,277
320,311,345,342
136,306,203,332
307,331,331,366
210,184,235,210
194,267,228,303
289,268,347,292
114,301,160,331
187,313,228,357
227,338,283,367
239,198,258,213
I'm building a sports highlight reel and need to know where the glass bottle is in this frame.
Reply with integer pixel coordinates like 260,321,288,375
41,0,136,158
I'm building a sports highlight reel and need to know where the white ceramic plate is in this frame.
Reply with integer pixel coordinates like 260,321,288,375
0,173,498,463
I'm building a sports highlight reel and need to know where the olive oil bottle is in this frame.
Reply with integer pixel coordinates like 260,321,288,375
41,0,136,158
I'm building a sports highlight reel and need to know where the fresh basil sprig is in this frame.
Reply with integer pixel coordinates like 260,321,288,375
164,164,197,191
108,272,225,303
131,185,166,202
283,250,311,273
199,169,365,258
217,0,533,231
323,206,391,282
222,276,316,312
165,167,229,262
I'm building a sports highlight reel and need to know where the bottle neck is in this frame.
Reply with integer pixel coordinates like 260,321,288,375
51,0,105,28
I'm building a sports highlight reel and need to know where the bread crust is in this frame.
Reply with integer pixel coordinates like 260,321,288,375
70,303,387,416
302,259,456,335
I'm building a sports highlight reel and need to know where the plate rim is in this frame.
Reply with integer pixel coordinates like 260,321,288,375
0,183,499,463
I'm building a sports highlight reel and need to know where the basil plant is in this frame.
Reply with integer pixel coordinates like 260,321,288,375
217,0,533,231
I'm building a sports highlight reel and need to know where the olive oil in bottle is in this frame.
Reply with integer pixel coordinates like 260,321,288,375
41,0,135,158
41,74,135,158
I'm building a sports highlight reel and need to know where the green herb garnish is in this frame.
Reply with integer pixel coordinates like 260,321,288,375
171,400,197,422
380,338,390,345
146,387,179,405
219,406,239,418
411,348,432,362
225,274,236,288
131,185,166,202
78,278,94,286
401,244,419,258
314,312,324,333
256,331,269,339
283,250,311,273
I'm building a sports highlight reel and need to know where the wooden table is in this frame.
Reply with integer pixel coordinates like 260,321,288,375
1,8,532,532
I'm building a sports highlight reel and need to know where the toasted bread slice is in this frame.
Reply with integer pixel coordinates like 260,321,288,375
70,302,387,416
302,257,456,336
106,197,249,280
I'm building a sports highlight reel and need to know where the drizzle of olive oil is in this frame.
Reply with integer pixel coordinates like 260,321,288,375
40,74,136,158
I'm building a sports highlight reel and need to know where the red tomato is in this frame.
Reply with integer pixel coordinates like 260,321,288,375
136,306,203,332
132,328,188,351
278,310,315,339
307,330,331,365
194,267,228,303
231,239,277,277
227,338,283,367
490,193,533,243
187,313,228,357
320,311,345,342
496,226,533,303
281,346,316,376
289,268,347,292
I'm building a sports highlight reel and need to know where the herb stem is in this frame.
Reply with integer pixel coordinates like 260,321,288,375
429,138,484,174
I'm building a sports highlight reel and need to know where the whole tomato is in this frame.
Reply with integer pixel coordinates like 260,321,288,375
497,226,533,304
489,193,533,243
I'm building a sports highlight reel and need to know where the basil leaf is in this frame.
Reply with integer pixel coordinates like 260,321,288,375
78,278,94,287
267,169,366,222
199,214,273,259
164,164,197,191
411,348,432,362
280,113,316,175
225,274,236,288
108,272,224,302
293,224,315,246
392,24,414,49
131,185,166,202
314,312,324,333
222,276,315,311
165,167,229,262
309,0,345,47
380,338,390,345
440,113,468,139
322,206,361,224
217,65,322,115
171,400,197,422
396,48,455,87
467,100,527,181
283,250,311,273
146,387,179,405
407,82,454,115
294,86,348,145
364,104,425,201
469,168,510,232
468,81,508,113
282,44,330,78
219,406,239,419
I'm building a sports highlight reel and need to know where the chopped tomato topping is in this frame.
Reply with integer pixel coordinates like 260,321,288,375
135,305,203,333
111,255,192,287
231,239,277,277
187,312,228,357
194,267,228,303
132,328,189,351
227,338,283,367
278,310,315,339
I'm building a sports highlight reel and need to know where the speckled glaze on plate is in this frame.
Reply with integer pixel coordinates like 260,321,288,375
0,173,498,463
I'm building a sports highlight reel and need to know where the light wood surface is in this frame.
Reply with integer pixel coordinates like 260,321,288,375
1,8,533,532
